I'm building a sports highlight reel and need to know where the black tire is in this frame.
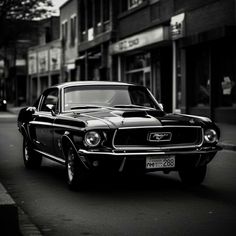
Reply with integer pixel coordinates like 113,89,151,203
66,146,88,190
23,138,42,169
178,165,207,186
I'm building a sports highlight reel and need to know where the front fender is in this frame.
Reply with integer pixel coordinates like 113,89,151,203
61,133,89,169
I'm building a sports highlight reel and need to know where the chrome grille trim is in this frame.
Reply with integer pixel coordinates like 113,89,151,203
112,126,204,151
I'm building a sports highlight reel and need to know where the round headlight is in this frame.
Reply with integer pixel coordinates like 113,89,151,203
3,100,7,104
204,129,218,143
84,131,101,147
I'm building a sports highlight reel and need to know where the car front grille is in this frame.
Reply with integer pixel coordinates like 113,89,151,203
113,126,203,150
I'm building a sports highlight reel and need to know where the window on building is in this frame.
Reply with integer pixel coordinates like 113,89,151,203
120,0,145,12
61,21,68,43
80,0,86,34
103,0,110,22
129,0,145,9
70,15,76,47
45,27,52,43
95,0,101,26
87,0,93,29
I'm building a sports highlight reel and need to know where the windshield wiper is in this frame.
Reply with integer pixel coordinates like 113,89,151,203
113,104,155,109
71,105,103,110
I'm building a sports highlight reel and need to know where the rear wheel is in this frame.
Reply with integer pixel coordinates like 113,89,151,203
23,138,42,169
178,165,207,186
66,146,88,190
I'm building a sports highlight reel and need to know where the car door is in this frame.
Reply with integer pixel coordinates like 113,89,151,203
30,88,59,155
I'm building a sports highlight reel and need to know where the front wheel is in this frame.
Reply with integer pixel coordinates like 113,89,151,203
23,138,42,169
178,165,207,186
66,147,88,190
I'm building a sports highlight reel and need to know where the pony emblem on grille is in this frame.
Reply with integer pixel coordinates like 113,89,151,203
148,132,172,142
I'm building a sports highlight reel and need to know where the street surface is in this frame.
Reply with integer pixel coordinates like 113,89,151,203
0,111,236,236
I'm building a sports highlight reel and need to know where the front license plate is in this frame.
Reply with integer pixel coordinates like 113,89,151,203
146,156,175,169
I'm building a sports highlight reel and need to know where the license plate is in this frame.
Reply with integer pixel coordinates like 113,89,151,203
146,156,175,169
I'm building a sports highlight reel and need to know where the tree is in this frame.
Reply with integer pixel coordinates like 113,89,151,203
0,0,54,47
0,0,54,21
0,0,55,103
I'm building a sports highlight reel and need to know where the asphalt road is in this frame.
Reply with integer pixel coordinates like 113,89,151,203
0,112,236,236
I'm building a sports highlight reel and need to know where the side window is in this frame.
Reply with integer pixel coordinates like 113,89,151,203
40,89,59,112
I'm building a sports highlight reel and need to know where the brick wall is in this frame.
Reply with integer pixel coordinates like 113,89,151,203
185,0,235,36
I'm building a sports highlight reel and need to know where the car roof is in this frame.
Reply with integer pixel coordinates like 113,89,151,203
52,81,133,90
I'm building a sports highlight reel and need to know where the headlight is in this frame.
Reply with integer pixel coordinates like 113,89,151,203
204,129,218,143
84,131,101,147
3,100,7,104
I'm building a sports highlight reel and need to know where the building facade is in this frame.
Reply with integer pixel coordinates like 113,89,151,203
60,0,79,82
44,0,236,124
173,0,236,123
110,0,174,112
27,17,61,104
0,20,40,105
28,39,61,103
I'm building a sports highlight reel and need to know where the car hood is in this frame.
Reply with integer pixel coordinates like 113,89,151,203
62,108,210,129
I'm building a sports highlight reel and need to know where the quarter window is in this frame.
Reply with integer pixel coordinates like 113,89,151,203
40,89,59,112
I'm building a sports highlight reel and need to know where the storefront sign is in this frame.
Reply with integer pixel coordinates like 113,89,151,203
171,13,185,40
38,50,48,73
50,47,61,71
28,52,37,75
110,27,168,54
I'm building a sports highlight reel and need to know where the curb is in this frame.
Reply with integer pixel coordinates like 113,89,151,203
0,183,43,236
219,142,236,152
0,183,20,235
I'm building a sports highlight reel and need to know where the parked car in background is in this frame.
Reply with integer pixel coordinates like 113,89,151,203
17,81,222,189
0,98,7,111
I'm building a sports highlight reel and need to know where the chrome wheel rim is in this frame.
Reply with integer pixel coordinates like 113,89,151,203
67,149,75,182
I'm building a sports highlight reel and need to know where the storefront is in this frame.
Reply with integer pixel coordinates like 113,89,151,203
110,26,173,112
185,35,236,124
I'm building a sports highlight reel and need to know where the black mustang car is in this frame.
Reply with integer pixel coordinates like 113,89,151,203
18,81,221,189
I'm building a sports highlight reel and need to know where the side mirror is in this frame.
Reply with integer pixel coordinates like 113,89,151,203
46,104,57,116
26,106,36,114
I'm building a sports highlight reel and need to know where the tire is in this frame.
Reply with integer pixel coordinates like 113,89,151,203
178,165,207,186
66,146,88,190
23,138,42,169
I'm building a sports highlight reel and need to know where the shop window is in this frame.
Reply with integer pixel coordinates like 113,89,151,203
214,40,236,107
126,53,150,71
125,53,151,90
188,47,210,107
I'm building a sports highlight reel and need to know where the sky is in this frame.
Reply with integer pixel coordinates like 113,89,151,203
51,0,68,14
52,0,68,9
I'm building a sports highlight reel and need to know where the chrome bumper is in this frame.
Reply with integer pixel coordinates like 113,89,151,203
78,146,222,157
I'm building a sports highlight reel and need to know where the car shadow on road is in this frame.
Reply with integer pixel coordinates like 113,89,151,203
26,161,228,201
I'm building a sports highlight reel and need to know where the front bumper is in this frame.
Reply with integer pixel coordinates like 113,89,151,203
78,145,222,172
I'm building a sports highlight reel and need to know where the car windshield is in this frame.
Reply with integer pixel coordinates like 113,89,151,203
63,85,159,111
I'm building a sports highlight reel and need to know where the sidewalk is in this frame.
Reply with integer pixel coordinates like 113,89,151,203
217,123,236,152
